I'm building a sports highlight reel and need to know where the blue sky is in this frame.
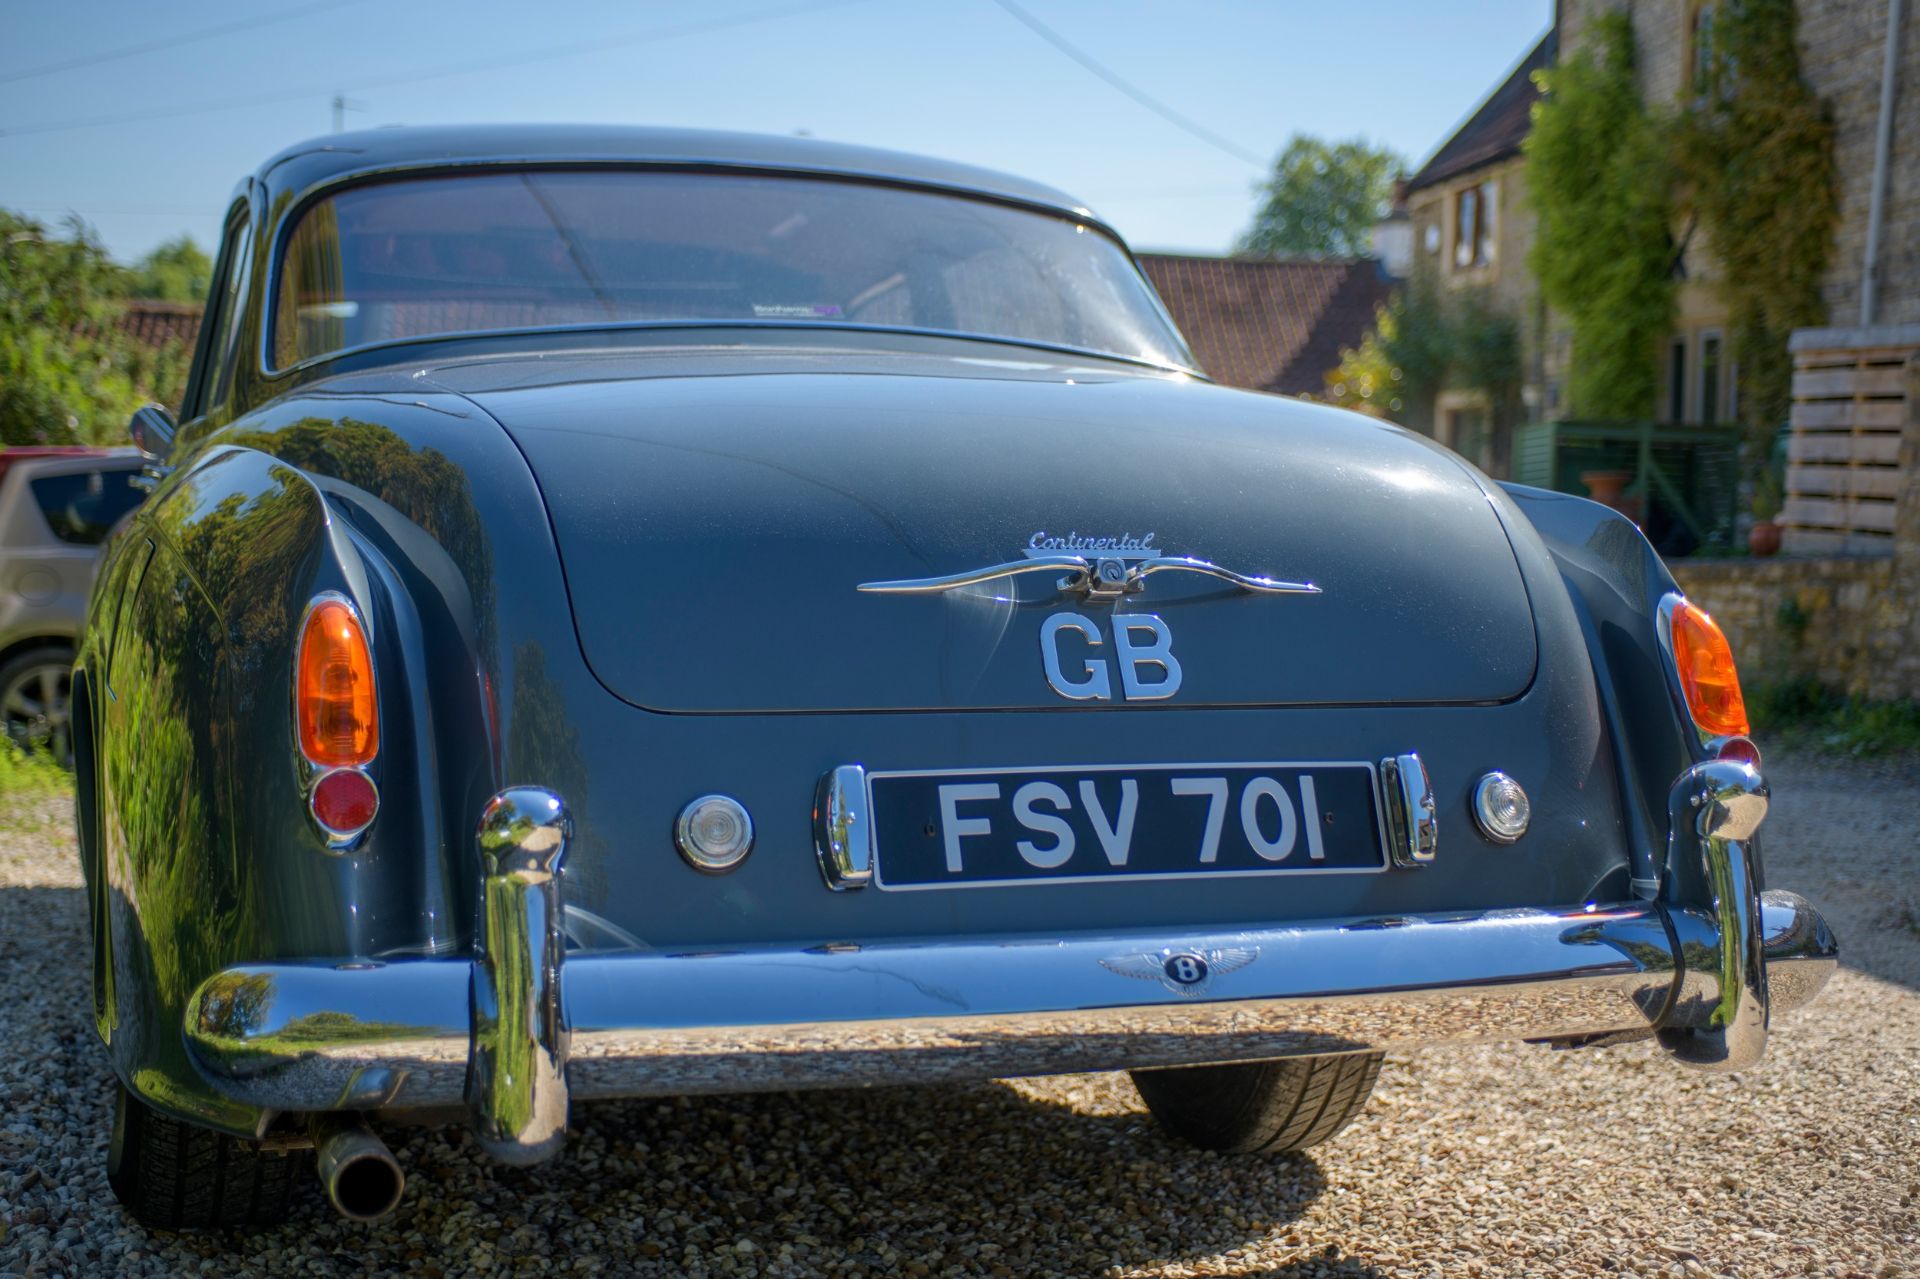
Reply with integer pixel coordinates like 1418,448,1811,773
2,0,1550,263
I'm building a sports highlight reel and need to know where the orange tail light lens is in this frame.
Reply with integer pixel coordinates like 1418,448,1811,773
297,597,378,766
1669,599,1750,738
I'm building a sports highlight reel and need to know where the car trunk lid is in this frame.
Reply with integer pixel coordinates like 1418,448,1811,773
440,348,1537,712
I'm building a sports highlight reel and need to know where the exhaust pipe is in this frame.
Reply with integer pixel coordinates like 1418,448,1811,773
312,1115,406,1222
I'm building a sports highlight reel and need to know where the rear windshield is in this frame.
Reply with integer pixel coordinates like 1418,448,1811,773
29,467,145,545
272,170,1193,371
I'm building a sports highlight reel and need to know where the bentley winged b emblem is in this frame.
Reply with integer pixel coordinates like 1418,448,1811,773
1100,945,1260,997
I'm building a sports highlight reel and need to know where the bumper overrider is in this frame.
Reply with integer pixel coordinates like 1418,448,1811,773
185,762,1836,1163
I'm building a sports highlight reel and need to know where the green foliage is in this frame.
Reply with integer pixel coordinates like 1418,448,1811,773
1748,678,1920,756
130,234,212,304
1675,0,1835,504
1326,266,1447,427
1327,264,1520,462
1239,134,1405,259
0,209,191,445
1526,11,1675,418
0,740,70,802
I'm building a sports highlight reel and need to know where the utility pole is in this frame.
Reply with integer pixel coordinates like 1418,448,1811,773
331,94,367,132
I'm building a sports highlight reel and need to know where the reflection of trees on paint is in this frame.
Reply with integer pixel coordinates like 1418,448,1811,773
231,416,499,658
101,548,235,1018
506,641,603,907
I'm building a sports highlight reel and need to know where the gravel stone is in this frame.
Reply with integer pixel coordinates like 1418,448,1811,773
1,748,1915,1277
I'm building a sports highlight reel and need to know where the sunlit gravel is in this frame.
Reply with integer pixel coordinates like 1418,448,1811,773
2,751,1916,1278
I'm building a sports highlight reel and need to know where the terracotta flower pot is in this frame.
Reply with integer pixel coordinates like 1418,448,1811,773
1748,520,1782,558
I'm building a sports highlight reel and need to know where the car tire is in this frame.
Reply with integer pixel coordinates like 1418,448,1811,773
106,1083,309,1229
1130,1052,1383,1154
0,644,74,768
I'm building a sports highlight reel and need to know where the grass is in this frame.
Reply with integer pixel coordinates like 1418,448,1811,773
0,741,71,801
1747,678,1920,756
0,742,73,833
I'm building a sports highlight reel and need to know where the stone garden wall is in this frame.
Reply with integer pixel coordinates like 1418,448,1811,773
1667,556,1914,700
1668,352,1920,701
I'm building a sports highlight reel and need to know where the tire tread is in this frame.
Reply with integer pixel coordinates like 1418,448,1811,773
1131,1052,1383,1154
107,1084,307,1229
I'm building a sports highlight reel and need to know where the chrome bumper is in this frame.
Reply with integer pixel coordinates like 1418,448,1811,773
185,765,1837,1161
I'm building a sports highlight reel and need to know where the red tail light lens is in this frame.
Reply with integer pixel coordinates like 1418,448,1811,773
311,767,379,837
1669,600,1750,739
297,597,378,767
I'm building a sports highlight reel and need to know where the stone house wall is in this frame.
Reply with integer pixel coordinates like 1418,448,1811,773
1797,0,1920,328
1406,155,1551,445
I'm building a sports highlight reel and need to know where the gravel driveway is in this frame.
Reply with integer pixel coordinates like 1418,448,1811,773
3,751,1916,1278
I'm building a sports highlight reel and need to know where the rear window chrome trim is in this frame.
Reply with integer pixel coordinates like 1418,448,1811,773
257,158,1198,381
265,319,1208,385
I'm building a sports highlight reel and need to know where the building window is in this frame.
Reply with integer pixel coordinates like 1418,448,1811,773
1699,331,1723,423
1690,3,1716,97
1667,337,1688,423
1452,180,1495,269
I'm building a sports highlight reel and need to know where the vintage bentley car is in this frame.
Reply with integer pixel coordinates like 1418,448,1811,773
80,126,1837,1229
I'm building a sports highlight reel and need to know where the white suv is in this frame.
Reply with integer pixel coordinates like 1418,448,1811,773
0,448,147,764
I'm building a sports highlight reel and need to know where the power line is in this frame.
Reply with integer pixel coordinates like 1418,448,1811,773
0,0,373,86
0,0,871,140
984,0,1265,168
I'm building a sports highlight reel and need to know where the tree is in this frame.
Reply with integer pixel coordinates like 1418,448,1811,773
1238,135,1404,259
1674,0,1834,515
0,210,190,445
1526,11,1675,418
1326,263,1521,472
1326,265,1450,432
130,234,212,304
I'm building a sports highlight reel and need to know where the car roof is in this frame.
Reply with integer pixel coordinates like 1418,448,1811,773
255,124,1107,230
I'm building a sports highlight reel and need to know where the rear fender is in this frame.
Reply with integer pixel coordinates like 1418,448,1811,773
1498,483,1703,900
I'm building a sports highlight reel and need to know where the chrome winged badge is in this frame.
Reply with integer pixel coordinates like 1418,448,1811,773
1100,945,1260,997
858,531,1320,601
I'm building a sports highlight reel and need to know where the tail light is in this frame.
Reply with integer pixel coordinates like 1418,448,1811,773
1665,598,1750,740
297,595,379,767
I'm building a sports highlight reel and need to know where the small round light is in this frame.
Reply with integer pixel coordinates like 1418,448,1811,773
675,794,754,872
1472,771,1530,844
311,767,379,842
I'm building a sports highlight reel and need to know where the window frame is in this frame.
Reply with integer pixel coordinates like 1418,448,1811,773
1666,336,1690,424
1696,327,1725,424
180,199,253,423
1450,179,1495,271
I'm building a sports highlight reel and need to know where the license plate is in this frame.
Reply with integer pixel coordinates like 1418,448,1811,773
869,762,1387,890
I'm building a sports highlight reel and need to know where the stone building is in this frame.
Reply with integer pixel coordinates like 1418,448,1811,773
1402,29,1555,469
1401,1,1914,454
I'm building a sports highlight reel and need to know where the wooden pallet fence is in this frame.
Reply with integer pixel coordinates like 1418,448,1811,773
1782,333,1916,556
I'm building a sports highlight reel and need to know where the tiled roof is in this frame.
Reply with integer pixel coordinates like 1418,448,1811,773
1138,254,1393,395
1405,28,1556,193
118,299,204,349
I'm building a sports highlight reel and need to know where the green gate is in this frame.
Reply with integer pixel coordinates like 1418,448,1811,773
1511,420,1743,555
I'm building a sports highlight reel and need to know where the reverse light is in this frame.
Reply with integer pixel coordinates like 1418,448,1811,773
1668,599,1750,739
297,595,379,767
675,794,755,873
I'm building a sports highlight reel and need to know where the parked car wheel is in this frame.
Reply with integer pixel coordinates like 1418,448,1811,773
1131,1052,1384,1154
0,644,73,767
106,1083,309,1230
